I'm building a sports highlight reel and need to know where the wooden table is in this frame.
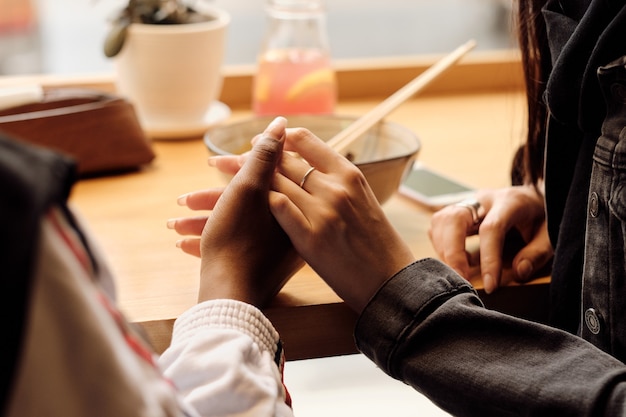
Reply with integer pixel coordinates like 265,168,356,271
2,50,551,359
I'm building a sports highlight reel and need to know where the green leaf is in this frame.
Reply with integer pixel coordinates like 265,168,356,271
103,20,130,58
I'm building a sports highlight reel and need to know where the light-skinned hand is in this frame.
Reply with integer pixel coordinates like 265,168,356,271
428,185,553,293
268,126,416,313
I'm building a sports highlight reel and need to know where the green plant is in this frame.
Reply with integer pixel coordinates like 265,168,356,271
103,0,213,58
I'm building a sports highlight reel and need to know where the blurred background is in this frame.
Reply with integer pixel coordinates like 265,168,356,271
0,0,516,76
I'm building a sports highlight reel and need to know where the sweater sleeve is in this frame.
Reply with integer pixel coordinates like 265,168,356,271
159,299,294,417
355,258,626,417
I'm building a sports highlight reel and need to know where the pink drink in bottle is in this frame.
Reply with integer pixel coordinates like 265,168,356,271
253,0,336,116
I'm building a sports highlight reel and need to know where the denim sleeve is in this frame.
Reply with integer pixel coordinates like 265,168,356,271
355,258,626,416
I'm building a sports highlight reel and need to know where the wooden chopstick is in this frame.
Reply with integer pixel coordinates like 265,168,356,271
326,39,477,155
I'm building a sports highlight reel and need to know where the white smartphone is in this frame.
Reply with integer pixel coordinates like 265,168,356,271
398,162,475,210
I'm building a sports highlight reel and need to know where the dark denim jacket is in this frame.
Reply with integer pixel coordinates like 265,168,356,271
582,57,626,359
544,0,626,335
356,259,626,416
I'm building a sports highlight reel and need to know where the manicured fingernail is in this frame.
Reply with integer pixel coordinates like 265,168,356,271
177,194,189,206
166,219,177,229
207,157,218,167
175,239,183,248
264,116,287,138
516,259,533,281
266,116,286,131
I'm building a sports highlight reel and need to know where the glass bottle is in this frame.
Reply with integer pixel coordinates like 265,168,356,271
252,0,337,116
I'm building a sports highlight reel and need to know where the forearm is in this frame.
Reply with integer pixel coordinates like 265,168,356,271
159,299,293,417
355,258,626,417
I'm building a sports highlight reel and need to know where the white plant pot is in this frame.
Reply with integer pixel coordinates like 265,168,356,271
114,6,230,139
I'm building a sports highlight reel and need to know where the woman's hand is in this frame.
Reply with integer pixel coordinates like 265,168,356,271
268,127,416,313
170,117,304,307
428,185,553,293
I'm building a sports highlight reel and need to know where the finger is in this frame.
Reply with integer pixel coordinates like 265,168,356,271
429,206,478,279
282,126,350,172
277,151,324,193
167,216,208,236
178,189,223,210
429,219,470,279
207,154,247,176
272,170,318,212
474,191,525,293
477,213,510,293
176,238,201,258
479,189,546,292
435,226,473,279
268,189,311,251
511,221,553,283
233,117,287,188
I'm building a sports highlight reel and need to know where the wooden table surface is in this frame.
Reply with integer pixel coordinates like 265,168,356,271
4,52,551,359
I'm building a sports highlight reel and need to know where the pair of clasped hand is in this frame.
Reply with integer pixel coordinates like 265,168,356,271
167,116,415,313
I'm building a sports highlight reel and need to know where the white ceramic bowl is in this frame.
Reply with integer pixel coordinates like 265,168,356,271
204,115,421,204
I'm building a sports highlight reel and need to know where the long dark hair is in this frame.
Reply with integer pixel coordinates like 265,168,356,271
515,0,551,185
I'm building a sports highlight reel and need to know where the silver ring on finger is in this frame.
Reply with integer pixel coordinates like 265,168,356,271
455,198,483,225
299,166,316,189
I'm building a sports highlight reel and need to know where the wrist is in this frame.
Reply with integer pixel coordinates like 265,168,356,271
198,262,257,305
347,252,416,314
